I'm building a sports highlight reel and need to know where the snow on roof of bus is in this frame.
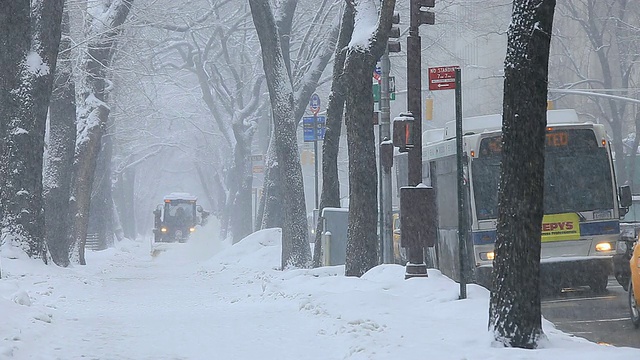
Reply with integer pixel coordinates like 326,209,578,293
441,109,580,141
163,192,198,201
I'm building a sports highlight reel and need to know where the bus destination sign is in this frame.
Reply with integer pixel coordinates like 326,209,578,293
479,129,599,157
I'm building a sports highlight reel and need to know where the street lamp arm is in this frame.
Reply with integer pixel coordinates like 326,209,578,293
548,89,640,105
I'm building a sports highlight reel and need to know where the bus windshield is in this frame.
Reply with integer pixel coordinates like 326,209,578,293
472,130,615,220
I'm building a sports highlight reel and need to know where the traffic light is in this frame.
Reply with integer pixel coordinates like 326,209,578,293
388,12,401,53
393,112,415,153
411,0,435,28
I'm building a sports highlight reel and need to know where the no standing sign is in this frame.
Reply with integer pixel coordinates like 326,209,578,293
428,66,460,91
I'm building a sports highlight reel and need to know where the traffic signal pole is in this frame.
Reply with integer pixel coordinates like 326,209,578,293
405,4,426,278
404,0,435,279
380,10,400,264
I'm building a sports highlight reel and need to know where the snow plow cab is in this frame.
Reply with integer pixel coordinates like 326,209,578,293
152,193,209,244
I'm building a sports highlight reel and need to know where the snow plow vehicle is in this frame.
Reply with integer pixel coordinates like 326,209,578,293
151,193,209,255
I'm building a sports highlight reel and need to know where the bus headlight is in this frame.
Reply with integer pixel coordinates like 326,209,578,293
189,227,196,233
595,242,613,252
480,251,495,261
161,227,168,233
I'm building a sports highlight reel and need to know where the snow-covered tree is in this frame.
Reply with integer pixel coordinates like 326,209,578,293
489,0,556,349
552,0,640,185
0,0,64,265
68,0,133,265
45,5,76,266
248,0,312,268
342,0,396,277
256,0,341,231
312,3,354,267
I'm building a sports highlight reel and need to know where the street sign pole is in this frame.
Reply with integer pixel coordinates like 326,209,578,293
427,65,465,297
314,114,319,210
454,68,467,300
380,48,393,265
309,94,321,211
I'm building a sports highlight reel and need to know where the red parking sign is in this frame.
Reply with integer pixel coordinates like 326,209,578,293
428,66,459,91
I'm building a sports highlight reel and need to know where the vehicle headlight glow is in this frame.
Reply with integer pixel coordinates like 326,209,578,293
189,227,196,233
595,242,613,252
161,227,167,233
479,251,495,261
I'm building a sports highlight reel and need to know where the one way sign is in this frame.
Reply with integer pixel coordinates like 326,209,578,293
428,66,460,91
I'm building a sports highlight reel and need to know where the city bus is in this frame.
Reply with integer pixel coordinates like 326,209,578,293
395,109,631,291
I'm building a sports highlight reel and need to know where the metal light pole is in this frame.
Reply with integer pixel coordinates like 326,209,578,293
380,48,394,264
404,0,435,278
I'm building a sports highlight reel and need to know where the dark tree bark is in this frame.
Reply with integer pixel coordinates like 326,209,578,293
342,0,396,277
249,0,311,268
489,0,556,349
0,0,64,263
44,6,76,266
274,0,297,78
312,3,354,268
88,133,114,249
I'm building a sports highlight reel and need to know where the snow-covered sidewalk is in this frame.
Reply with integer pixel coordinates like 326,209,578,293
2,226,640,360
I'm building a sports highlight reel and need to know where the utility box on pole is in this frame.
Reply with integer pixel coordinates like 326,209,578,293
400,186,437,249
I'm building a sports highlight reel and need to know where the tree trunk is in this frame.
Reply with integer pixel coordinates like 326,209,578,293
312,3,354,268
341,0,396,277
489,0,556,349
69,100,110,264
44,6,76,266
343,49,379,277
89,134,114,249
229,133,254,243
257,132,284,230
0,0,64,262
69,0,132,265
249,0,311,269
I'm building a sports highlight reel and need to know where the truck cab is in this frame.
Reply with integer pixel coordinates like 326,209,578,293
153,193,209,243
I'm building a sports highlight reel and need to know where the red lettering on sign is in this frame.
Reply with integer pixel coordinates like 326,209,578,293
541,222,574,232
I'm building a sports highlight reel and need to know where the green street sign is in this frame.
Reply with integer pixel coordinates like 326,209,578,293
373,79,396,103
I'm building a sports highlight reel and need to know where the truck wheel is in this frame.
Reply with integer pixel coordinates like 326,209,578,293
630,279,640,329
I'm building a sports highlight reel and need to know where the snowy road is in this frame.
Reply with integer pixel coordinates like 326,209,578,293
542,277,640,348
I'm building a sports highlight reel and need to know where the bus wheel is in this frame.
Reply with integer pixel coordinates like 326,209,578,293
630,279,640,329
589,274,608,294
